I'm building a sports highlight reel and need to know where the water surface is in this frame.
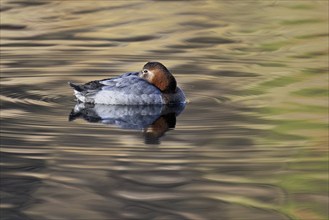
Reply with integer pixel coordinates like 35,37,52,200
1,1,328,220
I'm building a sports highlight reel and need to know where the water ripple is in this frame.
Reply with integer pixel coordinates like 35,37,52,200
1,1,327,220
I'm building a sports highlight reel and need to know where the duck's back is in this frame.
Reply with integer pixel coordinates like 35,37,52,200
72,72,163,105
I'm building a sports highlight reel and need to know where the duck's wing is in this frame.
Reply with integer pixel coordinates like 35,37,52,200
95,74,163,105
69,72,163,104
100,73,160,94
69,72,139,93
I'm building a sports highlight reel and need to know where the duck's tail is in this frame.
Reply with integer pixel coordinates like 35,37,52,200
68,82,83,92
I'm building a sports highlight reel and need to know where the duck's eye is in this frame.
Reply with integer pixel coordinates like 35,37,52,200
143,69,148,74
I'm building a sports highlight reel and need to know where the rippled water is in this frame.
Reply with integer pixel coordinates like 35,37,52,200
1,1,328,220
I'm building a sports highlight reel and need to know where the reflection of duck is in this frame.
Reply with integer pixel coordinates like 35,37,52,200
69,62,186,105
69,103,185,144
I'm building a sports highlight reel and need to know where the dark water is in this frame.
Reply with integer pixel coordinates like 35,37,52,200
1,1,328,220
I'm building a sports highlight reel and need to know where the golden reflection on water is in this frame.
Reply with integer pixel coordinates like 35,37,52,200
1,1,328,220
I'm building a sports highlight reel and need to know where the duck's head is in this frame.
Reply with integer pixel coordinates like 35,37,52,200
139,61,177,93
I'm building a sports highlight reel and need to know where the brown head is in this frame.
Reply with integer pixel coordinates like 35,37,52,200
139,62,177,93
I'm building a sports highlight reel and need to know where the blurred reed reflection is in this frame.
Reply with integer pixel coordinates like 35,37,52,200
69,103,185,145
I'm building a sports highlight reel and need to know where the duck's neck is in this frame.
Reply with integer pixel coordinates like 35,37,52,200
154,73,177,93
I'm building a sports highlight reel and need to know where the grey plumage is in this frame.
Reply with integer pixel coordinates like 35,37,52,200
69,72,164,105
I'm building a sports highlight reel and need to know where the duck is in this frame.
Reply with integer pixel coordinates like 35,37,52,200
68,62,186,105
